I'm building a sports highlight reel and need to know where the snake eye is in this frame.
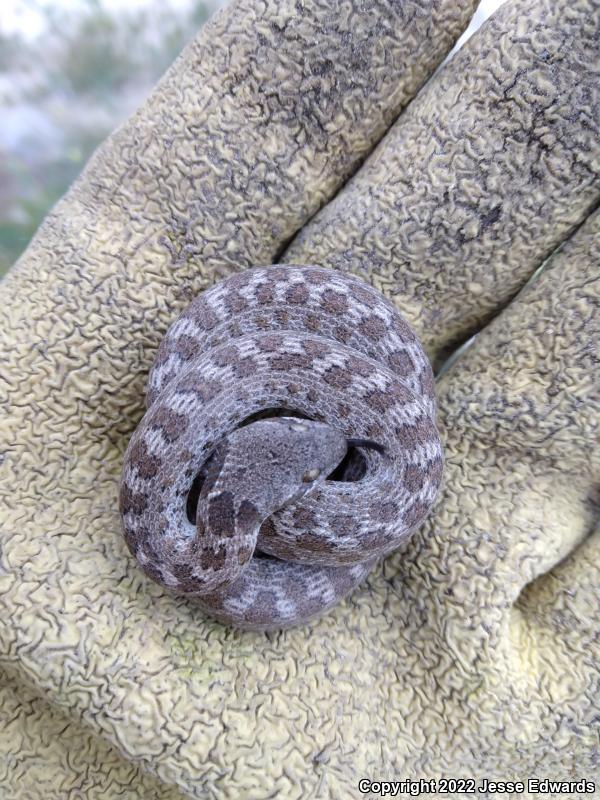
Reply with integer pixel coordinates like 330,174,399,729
302,468,321,482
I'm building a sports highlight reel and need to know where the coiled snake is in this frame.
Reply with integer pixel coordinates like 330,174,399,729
119,265,443,630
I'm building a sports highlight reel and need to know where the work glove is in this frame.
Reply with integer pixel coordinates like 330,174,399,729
1,0,598,796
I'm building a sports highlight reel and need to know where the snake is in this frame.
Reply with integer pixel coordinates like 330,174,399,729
119,265,443,630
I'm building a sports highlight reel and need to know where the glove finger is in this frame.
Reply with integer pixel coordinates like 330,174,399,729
401,207,600,662
282,0,600,370
438,204,599,600
441,206,600,476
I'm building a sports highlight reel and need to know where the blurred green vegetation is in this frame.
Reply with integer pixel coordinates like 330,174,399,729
0,0,219,276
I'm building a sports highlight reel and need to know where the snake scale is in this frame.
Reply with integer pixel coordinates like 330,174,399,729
120,265,443,630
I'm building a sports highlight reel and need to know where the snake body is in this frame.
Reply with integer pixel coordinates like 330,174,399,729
120,265,443,630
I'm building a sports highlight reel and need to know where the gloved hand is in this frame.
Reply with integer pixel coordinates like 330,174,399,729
1,0,598,797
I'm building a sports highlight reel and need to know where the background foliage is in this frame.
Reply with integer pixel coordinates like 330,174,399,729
0,0,222,275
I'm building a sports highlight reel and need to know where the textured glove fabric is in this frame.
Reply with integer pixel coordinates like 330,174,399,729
284,0,600,368
1,0,599,797
0,668,185,799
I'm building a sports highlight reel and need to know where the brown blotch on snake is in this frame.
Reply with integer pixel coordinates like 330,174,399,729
120,265,443,630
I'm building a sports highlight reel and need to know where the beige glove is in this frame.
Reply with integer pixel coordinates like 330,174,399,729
1,0,598,797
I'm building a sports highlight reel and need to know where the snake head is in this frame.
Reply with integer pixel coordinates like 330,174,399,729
222,416,348,512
